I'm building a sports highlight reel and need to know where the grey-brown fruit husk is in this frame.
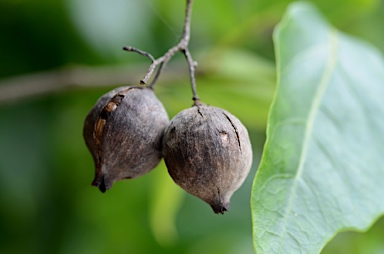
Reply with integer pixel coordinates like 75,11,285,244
83,86,169,193
162,103,252,214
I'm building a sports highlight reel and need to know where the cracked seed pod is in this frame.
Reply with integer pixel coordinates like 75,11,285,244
162,103,252,214
83,86,169,192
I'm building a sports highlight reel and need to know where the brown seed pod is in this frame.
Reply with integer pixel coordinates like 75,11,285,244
162,103,252,214
83,86,169,192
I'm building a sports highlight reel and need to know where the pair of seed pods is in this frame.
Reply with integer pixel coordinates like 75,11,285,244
83,86,252,214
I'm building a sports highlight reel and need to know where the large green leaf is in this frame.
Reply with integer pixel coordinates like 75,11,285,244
251,2,384,254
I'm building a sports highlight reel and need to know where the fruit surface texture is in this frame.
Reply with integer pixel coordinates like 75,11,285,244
83,86,169,192
162,104,252,214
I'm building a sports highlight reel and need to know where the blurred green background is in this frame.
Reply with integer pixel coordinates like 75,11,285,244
0,0,384,253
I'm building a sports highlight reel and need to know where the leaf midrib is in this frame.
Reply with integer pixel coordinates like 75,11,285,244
278,28,339,252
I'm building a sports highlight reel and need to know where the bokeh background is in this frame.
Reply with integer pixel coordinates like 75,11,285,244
1,0,384,253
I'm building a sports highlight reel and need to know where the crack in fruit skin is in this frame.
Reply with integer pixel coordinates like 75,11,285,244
162,103,253,214
223,112,242,151
94,91,127,184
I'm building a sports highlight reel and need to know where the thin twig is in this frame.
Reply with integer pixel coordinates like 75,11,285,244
122,46,155,62
123,0,200,103
149,62,165,88
183,48,199,102
144,56,165,85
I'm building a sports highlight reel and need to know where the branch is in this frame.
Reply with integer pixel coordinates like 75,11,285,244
0,64,186,106
123,0,200,103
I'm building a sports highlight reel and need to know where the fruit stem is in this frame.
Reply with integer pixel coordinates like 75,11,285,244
122,0,200,102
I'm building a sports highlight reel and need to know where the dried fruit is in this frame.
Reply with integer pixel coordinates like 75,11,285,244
162,103,252,214
83,86,169,192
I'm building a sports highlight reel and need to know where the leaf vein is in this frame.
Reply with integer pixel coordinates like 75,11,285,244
278,28,339,252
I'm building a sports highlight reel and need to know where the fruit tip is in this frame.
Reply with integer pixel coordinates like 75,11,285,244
211,202,230,214
92,176,107,193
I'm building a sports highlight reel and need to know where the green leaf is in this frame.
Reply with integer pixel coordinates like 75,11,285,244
251,2,384,254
